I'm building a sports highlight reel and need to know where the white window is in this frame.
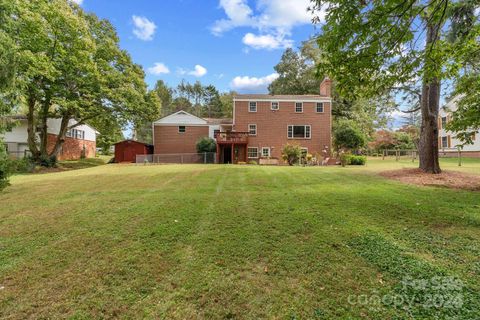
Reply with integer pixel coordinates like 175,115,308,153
271,102,279,110
295,102,303,113
67,129,85,140
178,126,186,133
442,136,449,148
316,102,324,113
247,147,258,158
261,147,271,157
249,101,257,112
248,124,257,136
287,125,311,139
441,117,447,128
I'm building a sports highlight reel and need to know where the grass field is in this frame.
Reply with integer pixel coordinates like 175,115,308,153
1,158,479,319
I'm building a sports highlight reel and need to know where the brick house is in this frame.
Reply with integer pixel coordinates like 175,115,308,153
152,110,231,155
438,96,480,157
2,116,97,160
152,79,332,164
217,78,333,163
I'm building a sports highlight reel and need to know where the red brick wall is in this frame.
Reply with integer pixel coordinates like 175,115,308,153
234,101,332,159
440,151,480,158
47,133,96,160
154,125,209,154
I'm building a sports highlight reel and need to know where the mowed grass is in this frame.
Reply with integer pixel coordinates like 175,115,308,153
1,159,479,319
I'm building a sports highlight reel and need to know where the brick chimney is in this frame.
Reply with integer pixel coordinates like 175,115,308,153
319,77,332,97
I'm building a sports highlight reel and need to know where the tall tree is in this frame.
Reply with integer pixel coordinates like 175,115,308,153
268,47,320,95
310,0,480,173
154,80,174,117
0,0,160,164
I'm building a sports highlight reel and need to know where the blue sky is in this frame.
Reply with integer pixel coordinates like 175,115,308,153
76,0,319,93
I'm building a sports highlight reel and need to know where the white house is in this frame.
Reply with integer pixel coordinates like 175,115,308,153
438,97,480,157
2,116,98,160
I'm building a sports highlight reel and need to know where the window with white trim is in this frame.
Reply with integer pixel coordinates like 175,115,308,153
441,117,447,128
66,129,85,140
271,102,279,110
316,102,324,113
441,136,448,148
295,102,303,113
178,126,186,133
261,147,271,157
287,125,311,139
247,147,258,158
248,124,257,136
249,101,257,112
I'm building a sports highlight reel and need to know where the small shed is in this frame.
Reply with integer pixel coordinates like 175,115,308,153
114,140,153,163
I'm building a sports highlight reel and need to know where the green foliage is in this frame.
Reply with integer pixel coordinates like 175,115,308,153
38,155,57,168
1,0,160,164
333,120,366,152
281,143,302,166
10,157,35,173
196,137,216,153
0,142,11,190
268,47,320,95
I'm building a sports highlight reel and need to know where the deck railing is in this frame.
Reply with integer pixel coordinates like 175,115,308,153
215,132,249,144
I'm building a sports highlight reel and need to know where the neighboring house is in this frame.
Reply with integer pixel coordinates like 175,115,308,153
438,97,480,157
152,110,231,155
114,140,153,163
151,78,332,164
2,116,98,160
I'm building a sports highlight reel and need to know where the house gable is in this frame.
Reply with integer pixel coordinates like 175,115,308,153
153,110,208,126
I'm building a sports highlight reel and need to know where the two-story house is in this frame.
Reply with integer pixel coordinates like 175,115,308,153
150,79,332,164
216,78,332,163
438,96,480,157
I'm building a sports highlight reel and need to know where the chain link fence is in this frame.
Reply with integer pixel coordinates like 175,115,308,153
136,152,216,164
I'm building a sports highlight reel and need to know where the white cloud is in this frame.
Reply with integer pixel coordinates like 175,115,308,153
230,73,279,92
70,0,83,4
212,0,324,50
148,63,170,75
188,65,208,77
132,15,157,41
242,32,293,50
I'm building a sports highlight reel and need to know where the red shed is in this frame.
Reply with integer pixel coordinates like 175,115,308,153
114,140,153,163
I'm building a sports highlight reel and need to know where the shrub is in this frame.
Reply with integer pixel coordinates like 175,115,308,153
196,137,216,153
340,153,366,166
248,160,257,165
38,154,57,168
281,143,302,166
350,155,367,165
11,157,35,173
333,120,367,152
0,143,11,191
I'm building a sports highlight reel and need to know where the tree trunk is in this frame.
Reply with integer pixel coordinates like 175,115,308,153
419,79,441,173
49,116,70,158
26,94,40,159
418,20,442,174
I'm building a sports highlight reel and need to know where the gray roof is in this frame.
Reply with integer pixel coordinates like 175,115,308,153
234,94,329,100
204,118,233,125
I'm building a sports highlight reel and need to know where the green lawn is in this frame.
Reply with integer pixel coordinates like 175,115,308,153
1,159,479,319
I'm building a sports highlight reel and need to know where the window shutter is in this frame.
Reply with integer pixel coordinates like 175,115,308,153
448,135,451,148
438,117,441,130
438,137,441,148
